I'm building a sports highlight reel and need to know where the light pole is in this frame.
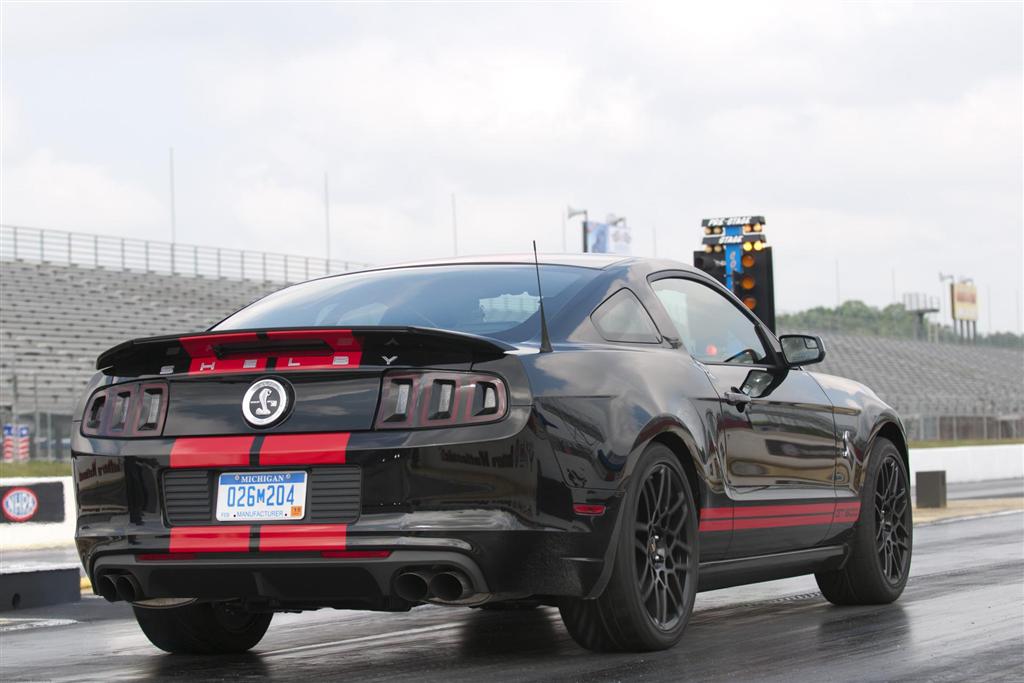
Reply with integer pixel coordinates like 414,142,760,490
324,172,331,270
169,147,177,273
567,206,588,252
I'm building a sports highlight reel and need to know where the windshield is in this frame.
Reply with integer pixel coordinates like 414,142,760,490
213,264,599,343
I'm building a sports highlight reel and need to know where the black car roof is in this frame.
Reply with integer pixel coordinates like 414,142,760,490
352,253,701,274
365,253,630,270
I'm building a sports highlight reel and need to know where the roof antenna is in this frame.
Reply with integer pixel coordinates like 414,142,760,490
532,240,553,353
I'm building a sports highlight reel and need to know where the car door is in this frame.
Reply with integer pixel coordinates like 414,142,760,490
648,274,839,557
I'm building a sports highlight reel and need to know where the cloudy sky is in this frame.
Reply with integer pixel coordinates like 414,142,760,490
2,2,1022,331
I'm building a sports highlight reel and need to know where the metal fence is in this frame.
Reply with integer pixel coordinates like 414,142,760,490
902,413,1023,443
0,223,373,284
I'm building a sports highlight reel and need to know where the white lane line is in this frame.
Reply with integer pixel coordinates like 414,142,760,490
260,622,462,656
0,617,78,632
261,613,564,657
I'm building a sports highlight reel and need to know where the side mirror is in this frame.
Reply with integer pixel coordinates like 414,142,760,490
779,334,826,367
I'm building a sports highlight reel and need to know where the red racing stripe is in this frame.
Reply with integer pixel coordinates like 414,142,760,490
698,519,734,532
700,507,735,520
266,329,363,370
170,436,254,468
179,329,363,375
699,501,861,532
259,433,349,466
732,503,837,518
731,514,835,530
258,524,347,552
180,333,266,375
169,526,251,553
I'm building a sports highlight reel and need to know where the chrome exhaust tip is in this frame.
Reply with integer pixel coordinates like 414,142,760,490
95,574,119,602
114,574,141,603
429,571,473,602
394,570,433,602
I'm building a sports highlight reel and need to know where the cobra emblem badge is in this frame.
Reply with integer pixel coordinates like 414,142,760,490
242,378,290,427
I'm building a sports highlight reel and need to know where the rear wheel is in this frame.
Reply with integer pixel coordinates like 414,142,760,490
133,601,272,654
560,443,698,652
816,437,912,604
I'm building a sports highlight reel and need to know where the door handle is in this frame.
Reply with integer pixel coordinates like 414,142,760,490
723,390,751,410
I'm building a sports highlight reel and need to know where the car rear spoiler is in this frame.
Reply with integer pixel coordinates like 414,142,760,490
96,326,518,375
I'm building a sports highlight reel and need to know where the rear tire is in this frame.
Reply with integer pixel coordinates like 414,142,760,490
133,601,272,654
560,443,698,652
816,437,912,605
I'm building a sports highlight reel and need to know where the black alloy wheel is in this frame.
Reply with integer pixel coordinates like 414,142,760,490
559,443,698,652
815,437,912,605
875,454,911,584
635,463,693,630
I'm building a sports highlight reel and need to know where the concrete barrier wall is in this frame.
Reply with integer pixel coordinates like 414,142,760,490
909,444,1024,483
1,444,1020,551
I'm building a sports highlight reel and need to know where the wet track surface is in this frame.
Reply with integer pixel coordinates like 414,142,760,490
2,512,1022,682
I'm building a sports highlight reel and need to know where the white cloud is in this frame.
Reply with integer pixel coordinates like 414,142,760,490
1,1,1021,331
1,150,165,237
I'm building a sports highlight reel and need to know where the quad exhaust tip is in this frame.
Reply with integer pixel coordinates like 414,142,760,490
96,575,119,602
429,571,472,602
394,570,433,602
394,568,474,603
114,574,142,602
95,573,143,602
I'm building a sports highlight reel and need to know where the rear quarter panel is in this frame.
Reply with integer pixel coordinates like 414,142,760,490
808,371,907,497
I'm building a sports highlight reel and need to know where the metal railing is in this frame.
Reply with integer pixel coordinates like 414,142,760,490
0,223,373,284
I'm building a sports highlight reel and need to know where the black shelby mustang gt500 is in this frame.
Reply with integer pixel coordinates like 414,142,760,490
74,254,912,653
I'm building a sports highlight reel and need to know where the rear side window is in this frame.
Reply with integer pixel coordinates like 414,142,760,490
591,289,661,344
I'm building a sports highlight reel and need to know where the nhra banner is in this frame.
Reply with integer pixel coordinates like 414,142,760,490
0,481,65,523
584,221,632,255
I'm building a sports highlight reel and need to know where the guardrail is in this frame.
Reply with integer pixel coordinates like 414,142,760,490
0,223,373,284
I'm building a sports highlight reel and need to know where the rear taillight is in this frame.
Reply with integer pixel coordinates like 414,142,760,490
82,381,168,437
375,371,507,429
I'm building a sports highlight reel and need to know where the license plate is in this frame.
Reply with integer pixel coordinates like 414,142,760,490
215,471,307,522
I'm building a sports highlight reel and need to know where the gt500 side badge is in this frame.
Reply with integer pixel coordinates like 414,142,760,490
242,378,290,427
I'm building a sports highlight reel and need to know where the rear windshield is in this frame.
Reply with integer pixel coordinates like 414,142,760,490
213,264,599,342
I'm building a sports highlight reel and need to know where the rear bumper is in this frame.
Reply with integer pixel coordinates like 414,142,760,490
92,549,490,611
83,527,609,608
73,415,622,607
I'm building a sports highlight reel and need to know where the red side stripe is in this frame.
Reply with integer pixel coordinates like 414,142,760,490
169,526,251,553
258,524,347,552
260,433,349,466
698,519,734,532
732,503,837,518
731,514,836,530
170,436,254,468
699,501,862,532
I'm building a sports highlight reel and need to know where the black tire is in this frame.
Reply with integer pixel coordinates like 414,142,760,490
133,601,273,654
560,443,699,652
816,437,912,605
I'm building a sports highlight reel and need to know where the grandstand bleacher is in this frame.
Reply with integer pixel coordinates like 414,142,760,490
784,330,1024,440
1,260,280,417
1,238,1021,457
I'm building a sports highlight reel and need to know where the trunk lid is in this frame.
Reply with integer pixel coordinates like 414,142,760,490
92,327,515,436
